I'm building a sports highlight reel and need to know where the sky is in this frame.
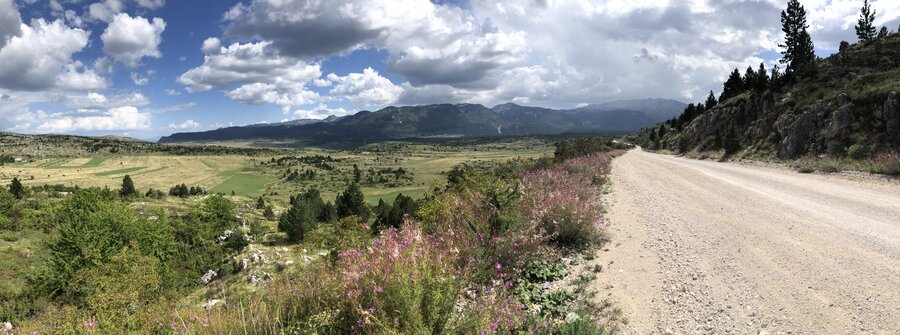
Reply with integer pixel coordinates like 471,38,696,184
0,0,899,140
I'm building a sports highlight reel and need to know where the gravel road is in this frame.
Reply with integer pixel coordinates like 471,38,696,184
595,149,900,335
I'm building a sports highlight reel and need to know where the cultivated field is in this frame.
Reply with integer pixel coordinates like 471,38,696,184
0,139,553,203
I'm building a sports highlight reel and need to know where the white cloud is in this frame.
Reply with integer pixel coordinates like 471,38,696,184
101,13,166,67
36,106,151,132
0,0,23,49
0,16,106,91
223,0,528,86
130,72,149,85
328,67,401,105
179,41,321,111
165,88,181,95
135,0,165,10
87,0,124,23
201,37,221,54
168,119,200,130
292,103,352,119
61,91,150,111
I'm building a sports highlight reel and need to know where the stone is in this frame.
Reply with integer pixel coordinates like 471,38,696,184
200,269,217,284
202,299,222,309
1,322,13,334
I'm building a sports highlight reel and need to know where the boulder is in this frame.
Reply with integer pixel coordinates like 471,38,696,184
202,299,222,310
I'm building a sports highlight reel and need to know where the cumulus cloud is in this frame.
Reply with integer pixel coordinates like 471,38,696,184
36,106,151,132
0,0,23,49
168,119,200,130
87,0,124,23
0,16,106,91
101,13,166,67
328,68,402,105
201,37,221,54
223,0,527,86
179,40,321,110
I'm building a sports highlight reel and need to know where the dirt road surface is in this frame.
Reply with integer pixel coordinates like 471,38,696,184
596,149,900,335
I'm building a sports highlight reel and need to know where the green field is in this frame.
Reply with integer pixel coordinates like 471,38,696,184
78,157,107,168
95,166,147,176
210,173,277,196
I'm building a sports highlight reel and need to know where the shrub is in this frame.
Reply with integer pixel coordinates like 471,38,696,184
520,168,607,251
872,149,900,175
848,144,868,159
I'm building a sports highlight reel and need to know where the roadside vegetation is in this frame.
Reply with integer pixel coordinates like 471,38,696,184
0,137,631,334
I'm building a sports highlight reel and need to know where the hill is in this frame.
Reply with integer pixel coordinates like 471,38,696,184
0,132,278,158
159,100,686,145
635,33,900,163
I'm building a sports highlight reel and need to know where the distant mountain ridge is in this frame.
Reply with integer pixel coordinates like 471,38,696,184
159,99,686,144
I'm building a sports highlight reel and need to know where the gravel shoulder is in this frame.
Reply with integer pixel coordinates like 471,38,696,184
595,149,900,335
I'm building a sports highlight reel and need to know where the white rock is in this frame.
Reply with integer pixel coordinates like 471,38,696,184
202,299,222,310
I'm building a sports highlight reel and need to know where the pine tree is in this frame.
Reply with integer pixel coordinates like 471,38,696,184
755,63,769,92
119,175,137,197
742,66,757,90
704,91,718,109
720,68,744,102
335,183,370,221
855,0,877,42
877,26,888,39
263,205,276,220
256,196,266,209
780,0,816,73
8,177,23,200
352,164,361,184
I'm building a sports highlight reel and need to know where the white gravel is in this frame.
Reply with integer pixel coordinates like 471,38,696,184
594,149,900,335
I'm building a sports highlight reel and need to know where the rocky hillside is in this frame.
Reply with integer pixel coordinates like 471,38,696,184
160,99,686,145
636,33,900,160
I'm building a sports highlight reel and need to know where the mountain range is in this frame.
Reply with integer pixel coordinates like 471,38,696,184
159,99,686,145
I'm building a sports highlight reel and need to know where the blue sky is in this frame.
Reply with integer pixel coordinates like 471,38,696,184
1,0,898,140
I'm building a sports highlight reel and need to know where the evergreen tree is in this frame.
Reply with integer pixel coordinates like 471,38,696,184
335,183,370,221
256,196,266,209
742,66,757,90
119,175,137,198
8,177,23,200
755,63,770,92
780,0,816,73
278,200,316,242
321,201,338,223
352,164,362,184
855,0,877,42
704,91,718,109
263,205,276,220
720,68,744,102
877,26,889,39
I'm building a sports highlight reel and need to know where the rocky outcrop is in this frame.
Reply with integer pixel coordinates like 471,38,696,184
662,91,899,159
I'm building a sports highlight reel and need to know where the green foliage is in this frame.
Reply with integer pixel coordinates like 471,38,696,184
35,189,175,304
553,137,629,161
855,0,877,42
256,196,266,209
119,174,137,198
9,177,24,200
263,205,276,220
278,198,318,243
70,245,162,332
335,183,370,221
374,193,418,231
780,0,816,73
